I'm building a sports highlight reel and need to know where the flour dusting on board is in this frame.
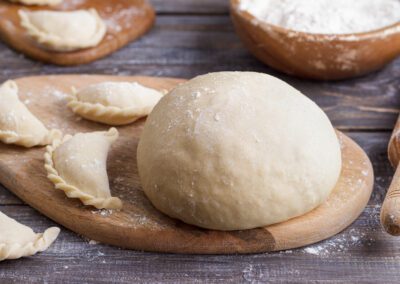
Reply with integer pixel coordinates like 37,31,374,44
92,209,114,217
42,86,69,101
104,5,145,33
55,0,146,34
36,86,72,131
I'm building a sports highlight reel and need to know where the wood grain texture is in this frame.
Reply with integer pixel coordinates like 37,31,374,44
0,0,155,65
0,203,395,283
0,75,373,254
151,0,229,14
0,0,399,281
0,15,398,130
381,117,400,235
0,132,395,281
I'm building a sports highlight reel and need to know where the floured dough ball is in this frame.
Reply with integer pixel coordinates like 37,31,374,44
137,72,342,231
19,9,106,52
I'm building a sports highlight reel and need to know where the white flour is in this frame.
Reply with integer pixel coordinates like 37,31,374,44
239,0,400,34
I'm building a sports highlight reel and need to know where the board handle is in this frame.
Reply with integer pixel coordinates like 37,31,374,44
381,119,400,235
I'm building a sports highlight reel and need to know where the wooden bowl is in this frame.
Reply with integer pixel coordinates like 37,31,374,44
230,0,400,80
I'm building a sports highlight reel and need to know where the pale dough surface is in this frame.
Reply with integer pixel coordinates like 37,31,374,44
0,211,60,261
19,9,106,52
9,0,62,5
0,80,61,147
137,72,342,231
45,128,122,209
67,82,164,125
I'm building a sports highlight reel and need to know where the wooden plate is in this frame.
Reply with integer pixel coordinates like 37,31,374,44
0,75,374,254
0,0,155,65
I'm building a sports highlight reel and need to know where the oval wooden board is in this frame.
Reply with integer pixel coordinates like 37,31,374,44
0,0,155,65
0,75,374,254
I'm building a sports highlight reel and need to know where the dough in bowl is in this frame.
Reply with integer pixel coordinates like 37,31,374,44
137,72,342,231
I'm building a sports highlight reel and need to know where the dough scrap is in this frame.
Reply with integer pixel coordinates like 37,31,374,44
0,80,61,147
67,82,165,125
137,72,342,231
8,0,62,6
0,211,60,261
44,128,122,209
19,9,106,52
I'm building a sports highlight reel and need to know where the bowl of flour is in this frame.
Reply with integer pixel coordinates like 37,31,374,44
231,0,400,80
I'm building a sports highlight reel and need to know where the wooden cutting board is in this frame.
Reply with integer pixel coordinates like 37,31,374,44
0,0,155,65
0,75,374,254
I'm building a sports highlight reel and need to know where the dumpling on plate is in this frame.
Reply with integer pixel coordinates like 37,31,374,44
44,128,122,210
0,80,61,147
67,81,164,125
19,9,106,52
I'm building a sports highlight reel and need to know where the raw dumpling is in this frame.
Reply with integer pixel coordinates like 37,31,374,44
67,82,165,125
0,211,60,261
8,0,62,6
44,128,122,210
0,80,61,147
19,9,106,52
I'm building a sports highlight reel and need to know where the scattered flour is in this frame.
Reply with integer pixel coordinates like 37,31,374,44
88,239,99,245
91,209,114,217
242,264,264,282
239,0,400,34
301,205,381,257
301,228,369,257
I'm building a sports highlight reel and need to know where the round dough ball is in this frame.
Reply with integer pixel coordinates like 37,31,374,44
137,72,342,231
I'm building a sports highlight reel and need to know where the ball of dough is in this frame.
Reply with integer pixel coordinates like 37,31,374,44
137,72,342,231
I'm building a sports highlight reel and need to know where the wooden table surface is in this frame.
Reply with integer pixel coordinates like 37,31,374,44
1,1,400,283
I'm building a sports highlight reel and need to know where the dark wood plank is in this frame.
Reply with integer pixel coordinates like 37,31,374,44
0,132,397,283
151,0,229,14
0,204,397,283
0,185,21,205
0,15,398,131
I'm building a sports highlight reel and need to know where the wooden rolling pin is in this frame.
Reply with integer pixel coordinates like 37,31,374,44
381,117,400,235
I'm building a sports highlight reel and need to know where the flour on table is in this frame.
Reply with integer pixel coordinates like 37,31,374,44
302,205,380,257
89,239,99,245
